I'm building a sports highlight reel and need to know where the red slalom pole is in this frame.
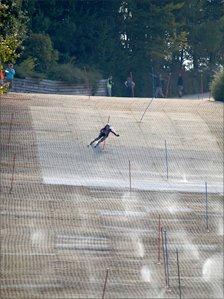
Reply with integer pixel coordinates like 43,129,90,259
8,113,14,144
157,215,161,264
9,154,16,193
102,268,109,299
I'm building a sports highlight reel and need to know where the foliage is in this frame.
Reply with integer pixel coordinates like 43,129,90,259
0,1,27,93
47,63,102,94
85,67,102,95
211,70,224,102
22,34,58,72
16,57,35,78
180,0,224,71
0,84,9,95
0,1,27,63
47,63,86,83
11,0,224,96
0,35,21,64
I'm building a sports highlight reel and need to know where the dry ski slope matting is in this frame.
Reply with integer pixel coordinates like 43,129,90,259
0,93,223,299
30,94,223,193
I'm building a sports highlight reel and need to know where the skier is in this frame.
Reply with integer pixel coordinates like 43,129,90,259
88,124,119,148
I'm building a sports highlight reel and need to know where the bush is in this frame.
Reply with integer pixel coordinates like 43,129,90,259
16,57,46,80
85,68,102,95
47,63,102,92
210,70,224,101
0,84,9,95
16,57,35,78
47,63,86,83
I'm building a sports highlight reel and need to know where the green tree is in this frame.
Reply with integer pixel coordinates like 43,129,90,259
22,33,58,72
0,0,27,64
211,69,224,101
180,0,224,71
18,0,224,96
0,0,27,93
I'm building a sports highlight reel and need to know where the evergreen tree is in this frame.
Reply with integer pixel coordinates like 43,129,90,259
17,0,224,96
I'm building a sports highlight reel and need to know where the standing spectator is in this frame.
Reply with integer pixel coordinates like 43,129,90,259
125,76,135,97
155,74,164,98
5,63,15,90
106,75,113,97
177,73,183,97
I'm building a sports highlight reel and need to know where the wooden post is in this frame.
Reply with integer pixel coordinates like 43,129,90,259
157,215,161,264
176,249,182,299
9,154,16,193
129,160,132,192
165,140,169,180
102,268,109,299
8,113,14,144
130,72,134,97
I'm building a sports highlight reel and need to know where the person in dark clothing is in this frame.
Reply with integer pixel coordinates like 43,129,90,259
125,76,135,97
155,74,164,98
177,73,183,97
107,75,114,96
88,124,119,148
